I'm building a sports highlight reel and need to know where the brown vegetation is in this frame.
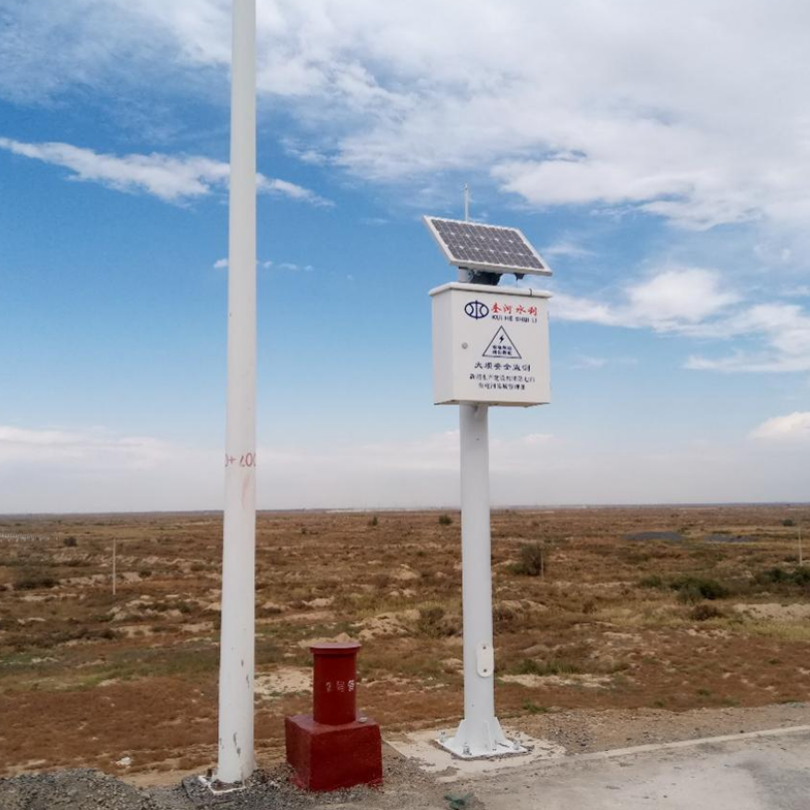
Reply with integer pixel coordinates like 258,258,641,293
1,504,809,777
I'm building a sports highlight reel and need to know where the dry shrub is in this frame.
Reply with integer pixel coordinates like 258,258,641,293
510,542,545,576
671,576,730,602
755,566,810,590
416,606,459,638
638,574,664,589
371,573,390,590
14,571,59,590
516,657,581,676
493,603,517,632
690,603,725,621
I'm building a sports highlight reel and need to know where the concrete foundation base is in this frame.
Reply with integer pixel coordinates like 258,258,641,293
285,714,383,792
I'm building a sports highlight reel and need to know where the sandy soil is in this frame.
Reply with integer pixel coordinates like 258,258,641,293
1,504,809,780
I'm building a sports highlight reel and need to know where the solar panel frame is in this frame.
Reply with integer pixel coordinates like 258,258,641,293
423,216,552,277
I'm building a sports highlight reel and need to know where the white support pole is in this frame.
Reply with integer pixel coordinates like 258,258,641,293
440,247,519,759
112,539,117,597
217,0,257,785
442,403,512,757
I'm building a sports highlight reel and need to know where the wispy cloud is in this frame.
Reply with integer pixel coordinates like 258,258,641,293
3,422,809,513
570,355,637,370
0,425,171,470
553,267,739,330
3,2,810,230
750,412,810,442
213,258,281,270
542,241,595,259
0,137,332,206
553,265,810,374
258,430,556,476
257,175,331,206
685,304,810,373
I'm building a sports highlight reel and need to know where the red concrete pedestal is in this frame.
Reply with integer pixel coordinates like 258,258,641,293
285,641,383,792
285,714,383,791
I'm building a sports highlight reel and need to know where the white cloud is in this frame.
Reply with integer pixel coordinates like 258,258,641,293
542,241,594,259
3,1,810,229
685,304,810,373
626,268,740,326
570,355,637,370
750,412,810,442
522,433,554,446
553,266,810,374
780,285,810,298
572,356,608,369
0,425,171,471
256,175,332,206
0,137,331,205
215,258,284,270
553,266,738,330
2,424,809,512
551,293,623,328
259,430,558,476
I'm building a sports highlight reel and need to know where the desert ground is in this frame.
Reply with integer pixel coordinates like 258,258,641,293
1,504,809,783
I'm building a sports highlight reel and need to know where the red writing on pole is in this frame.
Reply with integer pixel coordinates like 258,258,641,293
225,452,257,468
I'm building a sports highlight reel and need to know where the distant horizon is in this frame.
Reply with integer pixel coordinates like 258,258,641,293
2,500,809,520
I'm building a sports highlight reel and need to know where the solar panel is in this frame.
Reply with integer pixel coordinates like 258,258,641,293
424,216,552,277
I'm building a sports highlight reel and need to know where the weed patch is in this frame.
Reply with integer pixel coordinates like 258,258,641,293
754,566,810,590
670,576,730,602
522,700,549,714
416,607,459,638
515,657,582,676
509,542,546,577
14,572,59,591
690,603,725,621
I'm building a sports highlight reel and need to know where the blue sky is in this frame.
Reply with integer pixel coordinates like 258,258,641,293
1,0,808,512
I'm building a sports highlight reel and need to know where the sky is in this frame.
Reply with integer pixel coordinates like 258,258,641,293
0,0,808,513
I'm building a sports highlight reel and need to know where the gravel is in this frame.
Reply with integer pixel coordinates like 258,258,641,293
0,769,159,810
0,753,448,810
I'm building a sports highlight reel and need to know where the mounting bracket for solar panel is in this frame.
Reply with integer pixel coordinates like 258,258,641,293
458,266,501,286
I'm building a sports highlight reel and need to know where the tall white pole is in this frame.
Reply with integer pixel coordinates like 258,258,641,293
457,203,497,748
217,0,257,785
442,188,512,757
451,402,512,755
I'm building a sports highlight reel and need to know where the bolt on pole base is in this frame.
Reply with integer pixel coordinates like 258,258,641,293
437,717,527,759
